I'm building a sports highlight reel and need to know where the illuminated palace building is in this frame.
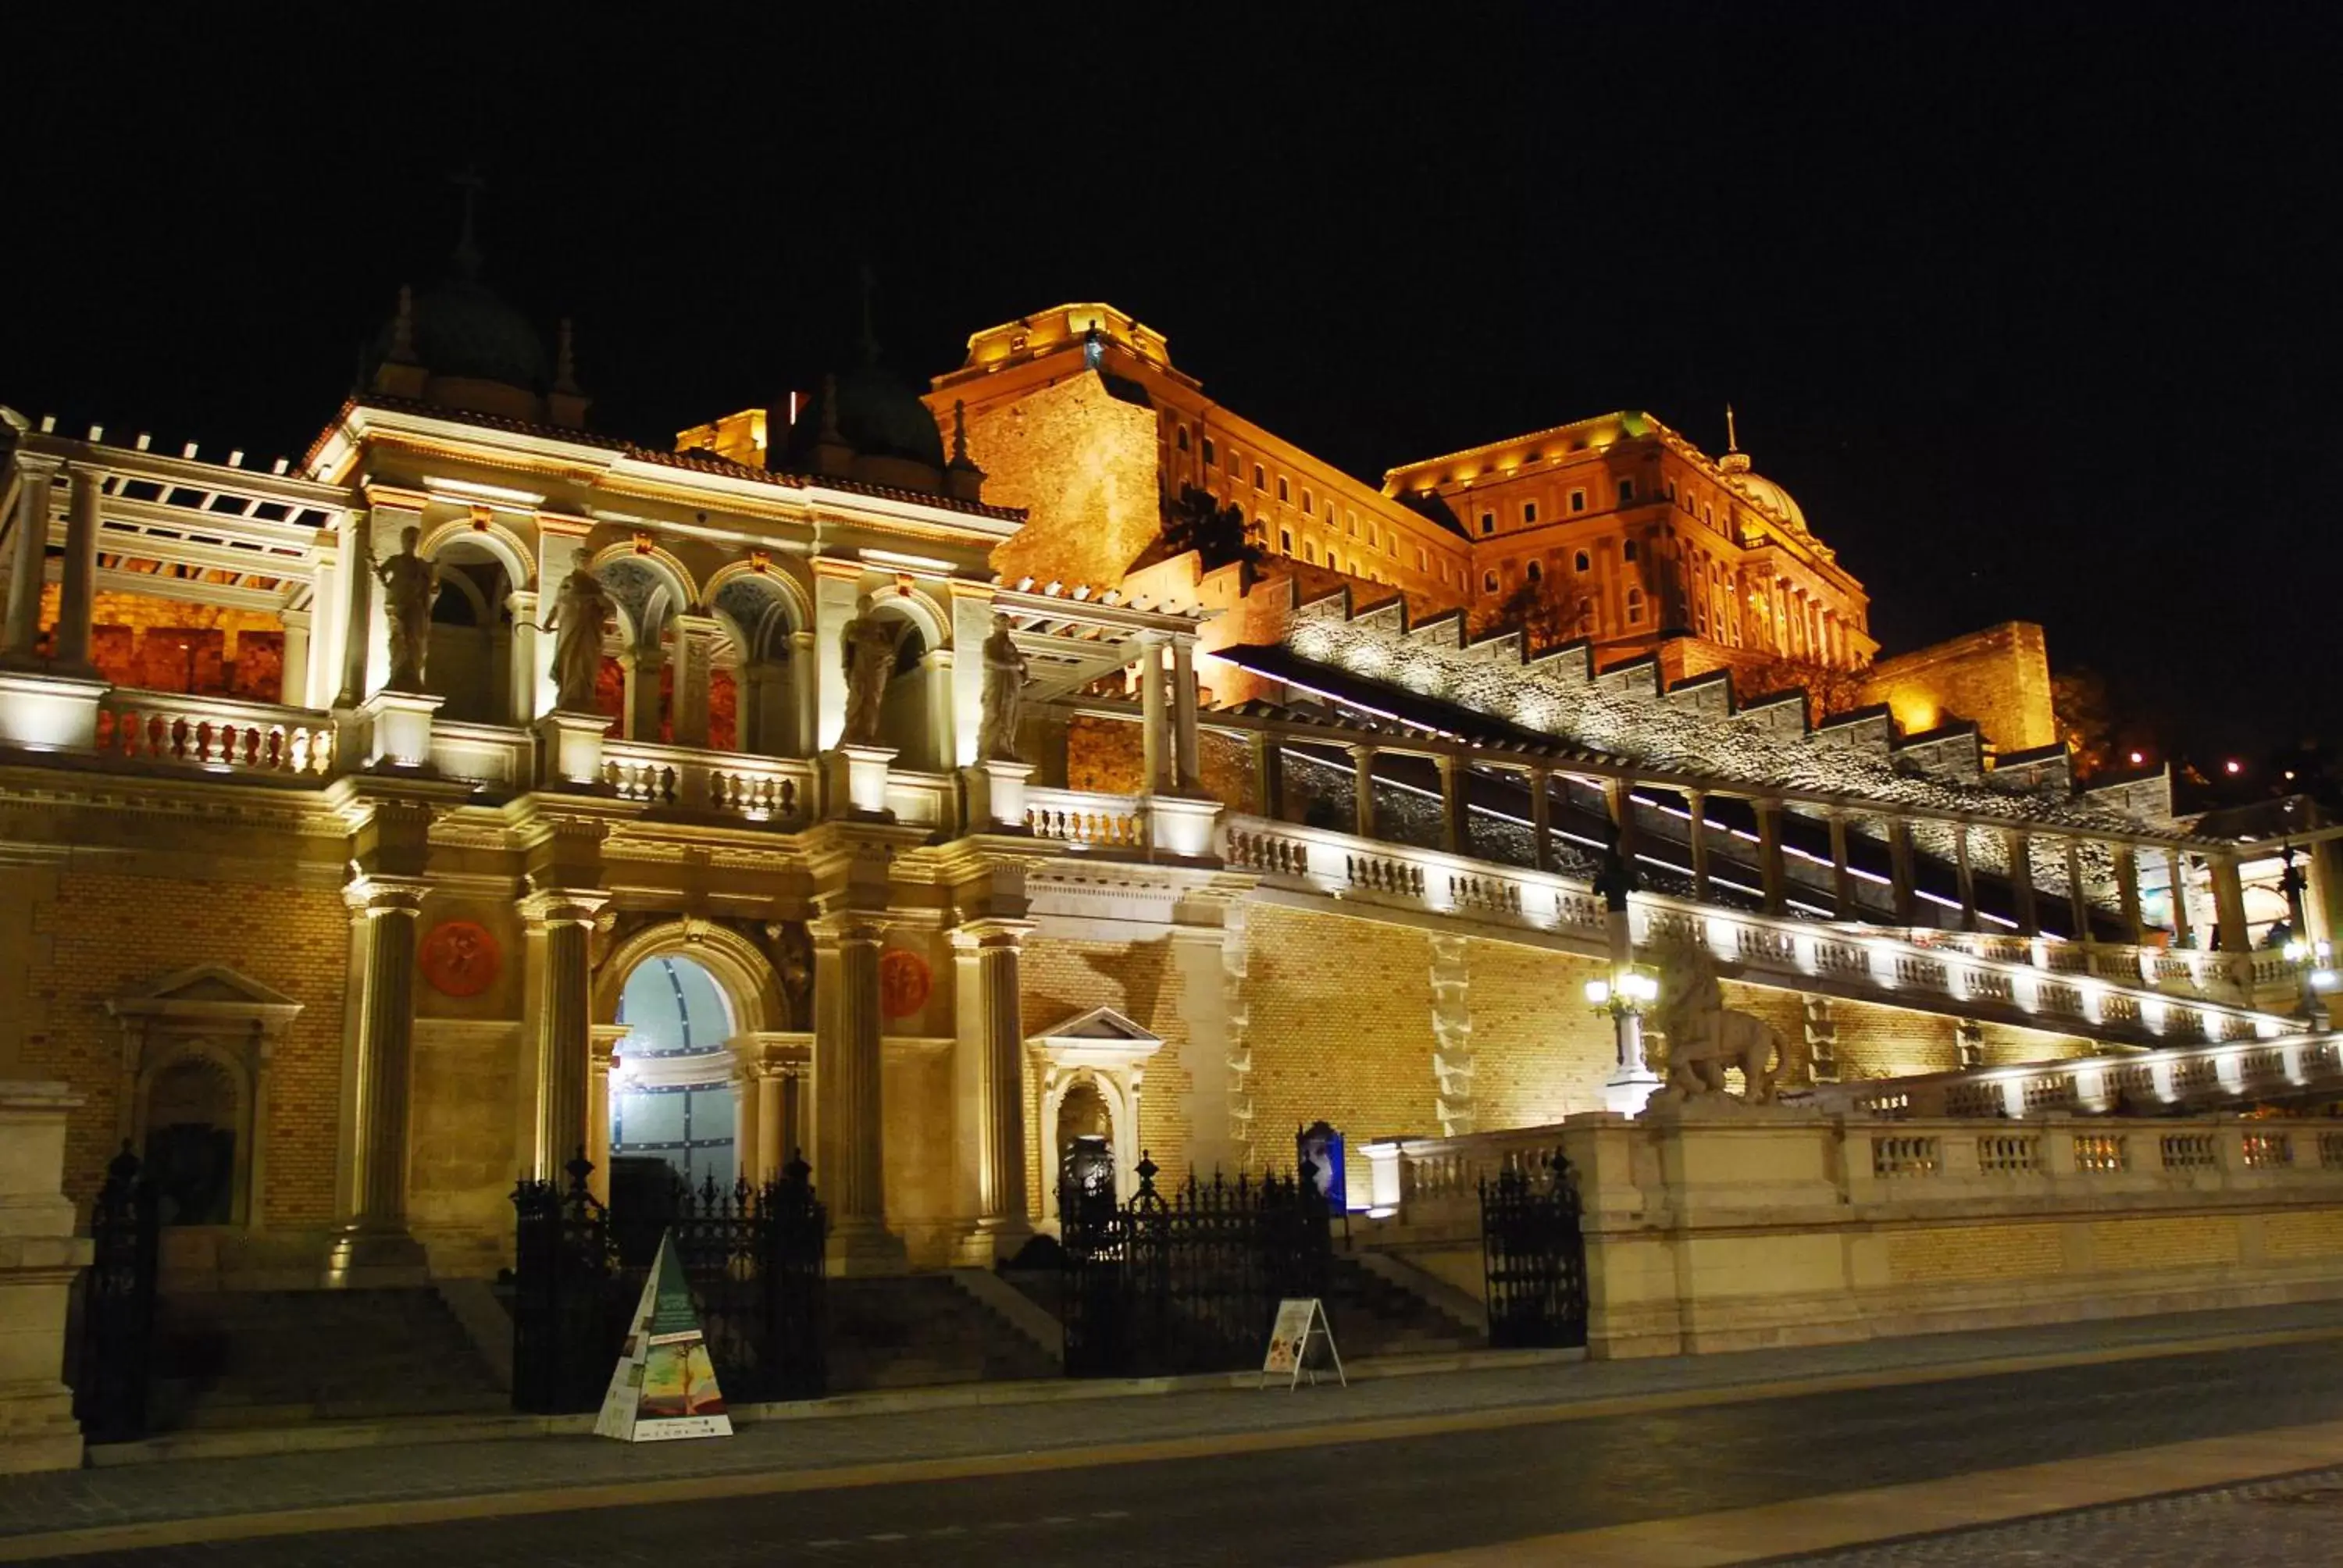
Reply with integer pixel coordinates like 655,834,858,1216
3,272,2340,1396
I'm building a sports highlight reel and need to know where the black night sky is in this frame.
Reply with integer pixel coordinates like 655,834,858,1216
7,5,2338,773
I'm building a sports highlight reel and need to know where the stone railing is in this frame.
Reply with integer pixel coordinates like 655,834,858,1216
429,721,534,790
1025,786,1146,850
1211,814,2295,1050
601,739,812,824
1360,1124,1567,1228
1920,929,2307,1010
1813,1032,2343,1120
95,690,333,778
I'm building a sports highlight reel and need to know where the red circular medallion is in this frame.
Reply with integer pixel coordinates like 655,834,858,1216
878,949,932,1019
420,920,502,998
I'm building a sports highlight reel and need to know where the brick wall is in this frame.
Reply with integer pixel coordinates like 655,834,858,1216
1859,621,2056,756
1019,935,1193,1199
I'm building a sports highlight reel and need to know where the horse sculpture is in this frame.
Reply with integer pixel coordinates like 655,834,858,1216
1647,941,1805,1104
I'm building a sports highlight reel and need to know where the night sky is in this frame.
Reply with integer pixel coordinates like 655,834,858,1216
8,6,2337,764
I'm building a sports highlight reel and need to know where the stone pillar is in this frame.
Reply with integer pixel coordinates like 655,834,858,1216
622,643,664,743
1350,744,1377,839
1437,754,1469,857
812,912,903,1274
52,467,101,673
1532,768,1557,875
733,1058,761,1188
0,1081,91,1474
1,454,59,659
2116,845,2145,945
1828,812,1856,919
505,591,539,725
335,508,375,707
523,890,606,1181
952,918,1034,1263
789,629,818,757
2063,837,2092,940
587,1025,624,1206
279,609,312,707
1955,822,1979,932
1888,816,1918,925
2006,828,2038,937
1605,778,1637,861
1753,797,1787,916
756,1067,786,1182
333,875,430,1278
2213,852,2252,956
672,615,717,748
1252,731,1285,821
1136,631,1168,793
1170,635,1200,792
2169,847,2195,947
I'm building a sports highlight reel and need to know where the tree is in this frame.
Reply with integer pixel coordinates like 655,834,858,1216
1492,574,1580,651
1159,486,1262,572
2051,667,2117,779
1738,656,1870,728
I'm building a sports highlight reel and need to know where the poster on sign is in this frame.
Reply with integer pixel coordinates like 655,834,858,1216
594,1230,733,1442
1259,1297,1345,1390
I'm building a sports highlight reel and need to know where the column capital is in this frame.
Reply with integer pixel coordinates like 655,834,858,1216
1350,741,1378,761
533,510,594,540
808,910,890,948
344,875,430,919
811,554,867,583
12,449,62,481
518,886,609,927
950,918,1035,953
1134,627,1171,648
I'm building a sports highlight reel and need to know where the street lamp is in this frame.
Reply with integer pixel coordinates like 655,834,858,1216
1589,969,1661,1114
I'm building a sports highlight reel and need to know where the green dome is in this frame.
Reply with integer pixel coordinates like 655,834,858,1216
786,358,944,472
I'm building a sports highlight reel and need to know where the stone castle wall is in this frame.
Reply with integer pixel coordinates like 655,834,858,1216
961,372,1164,591
1860,620,2056,756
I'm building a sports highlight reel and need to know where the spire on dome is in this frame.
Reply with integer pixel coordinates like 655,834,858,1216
1720,403,1751,474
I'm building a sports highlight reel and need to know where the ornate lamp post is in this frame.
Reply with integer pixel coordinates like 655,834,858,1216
1589,969,1661,1114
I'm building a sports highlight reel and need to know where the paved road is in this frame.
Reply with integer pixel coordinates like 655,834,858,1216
28,1336,2343,1566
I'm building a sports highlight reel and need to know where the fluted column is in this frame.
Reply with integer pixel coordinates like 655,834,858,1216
673,615,718,748
52,467,101,673
333,875,430,1276
2,452,60,658
954,918,1034,1263
813,912,903,1274
1136,631,1168,793
523,889,606,1181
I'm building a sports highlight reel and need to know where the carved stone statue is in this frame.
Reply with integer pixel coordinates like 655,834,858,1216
839,592,908,748
370,525,440,693
1648,941,1803,1104
974,611,1028,762
542,547,614,714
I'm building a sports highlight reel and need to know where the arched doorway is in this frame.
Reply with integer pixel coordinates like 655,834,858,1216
610,954,739,1196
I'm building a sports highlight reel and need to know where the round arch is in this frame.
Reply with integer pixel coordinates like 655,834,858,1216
866,584,949,651
704,559,814,640
588,543,700,621
592,918,783,1040
416,517,535,590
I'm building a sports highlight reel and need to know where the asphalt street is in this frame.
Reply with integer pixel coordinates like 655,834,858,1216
25,1337,2343,1566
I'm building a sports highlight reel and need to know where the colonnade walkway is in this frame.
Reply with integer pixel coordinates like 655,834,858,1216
10,1299,2343,1563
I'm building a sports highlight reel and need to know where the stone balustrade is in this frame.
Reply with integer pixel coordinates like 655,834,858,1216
1816,1032,2343,1120
598,738,812,823
96,689,333,777
1214,814,2295,1049
1024,786,1145,850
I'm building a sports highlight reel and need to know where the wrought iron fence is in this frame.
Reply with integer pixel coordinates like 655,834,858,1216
511,1151,827,1413
1479,1149,1589,1349
74,1142,159,1442
1060,1152,1332,1377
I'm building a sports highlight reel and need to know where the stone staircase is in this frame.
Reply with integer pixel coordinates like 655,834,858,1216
826,1275,1060,1391
146,1288,507,1431
1321,1255,1481,1359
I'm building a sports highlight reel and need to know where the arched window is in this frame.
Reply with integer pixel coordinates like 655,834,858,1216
1203,437,1218,467
1574,550,1591,573
1175,425,1190,452
612,954,740,1192
1626,588,1645,625
1301,488,1314,515
1276,476,1290,503
1252,463,1267,490
1526,560,1543,583
1482,569,1500,593
1624,540,1639,562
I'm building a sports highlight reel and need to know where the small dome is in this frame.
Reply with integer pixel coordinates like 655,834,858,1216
1724,469,1808,533
785,358,945,472
374,275,549,394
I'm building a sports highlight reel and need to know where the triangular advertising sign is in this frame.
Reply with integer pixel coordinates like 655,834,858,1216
594,1229,733,1442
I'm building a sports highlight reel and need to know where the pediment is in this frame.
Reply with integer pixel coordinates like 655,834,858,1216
1029,1005,1160,1046
108,964,304,1025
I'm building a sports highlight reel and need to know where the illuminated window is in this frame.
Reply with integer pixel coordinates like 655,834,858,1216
1570,490,1587,514
1203,438,1218,467
1522,502,1538,524
1418,547,1428,570
1624,540,1639,562
1665,478,1678,503
1280,527,1293,554
1574,550,1591,572
1618,479,1635,504
1277,476,1290,503
1368,523,1378,547
1703,504,1714,525
1175,425,1190,452
1479,511,1495,536
1626,588,1644,624
1253,464,1266,490
1304,540,1317,564
1526,560,1543,583
1346,513,1356,536
1301,488,1313,515
1482,569,1499,593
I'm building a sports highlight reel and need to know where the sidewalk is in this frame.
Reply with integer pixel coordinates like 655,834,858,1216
7,1299,2343,1557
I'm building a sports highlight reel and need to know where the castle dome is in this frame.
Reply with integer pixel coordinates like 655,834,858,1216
784,357,946,472
1724,468,1808,533
374,273,550,394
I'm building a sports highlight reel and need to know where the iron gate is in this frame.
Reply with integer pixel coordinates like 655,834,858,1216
511,1151,827,1413
1061,1152,1332,1377
74,1142,159,1442
1479,1149,1589,1349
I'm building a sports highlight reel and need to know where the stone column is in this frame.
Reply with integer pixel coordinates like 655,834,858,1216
1252,731,1285,821
732,1057,761,1188
52,466,102,673
334,508,375,707
952,918,1033,1263
1828,812,1855,919
622,643,664,743
0,1081,91,1474
2169,847,2195,946
1437,754,1469,857
1350,743,1377,839
1136,631,1168,793
755,1067,786,1181
587,1025,623,1206
2,453,59,659
1753,797,1787,916
812,912,903,1274
1532,768,1557,875
279,609,312,707
2006,828,2038,937
333,875,430,1278
522,890,606,1181
789,629,818,757
505,590,539,725
2063,837,2092,940
1605,779,1637,861
2116,844,2145,945
1955,822,1979,932
672,615,717,748
2213,851,2251,955
1888,816,1918,925
1170,636,1201,791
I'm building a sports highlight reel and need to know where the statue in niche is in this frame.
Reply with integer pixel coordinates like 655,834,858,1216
542,547,614,714
765,919,814,1030
839,592,908,748
370,526,440,693
1647,941,1803,1105
974,612,1029,762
